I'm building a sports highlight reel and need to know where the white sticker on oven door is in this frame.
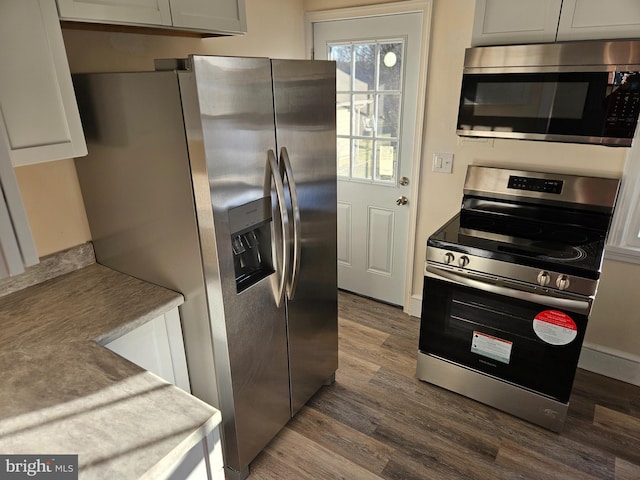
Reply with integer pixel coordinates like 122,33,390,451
533,310,578,346
471,331,513,364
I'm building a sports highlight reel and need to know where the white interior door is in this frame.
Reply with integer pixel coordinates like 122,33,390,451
314,12,424,306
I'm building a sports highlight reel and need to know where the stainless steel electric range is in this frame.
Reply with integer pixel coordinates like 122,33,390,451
417,165,620,432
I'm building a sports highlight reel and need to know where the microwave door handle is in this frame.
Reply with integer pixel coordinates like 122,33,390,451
425,264,591,315
266,149,289,307
280,146,301,300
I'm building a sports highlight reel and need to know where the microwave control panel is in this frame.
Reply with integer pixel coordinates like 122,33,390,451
604,72,640,138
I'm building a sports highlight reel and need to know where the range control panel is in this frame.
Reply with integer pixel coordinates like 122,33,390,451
463,166,620,212
508,176,563,194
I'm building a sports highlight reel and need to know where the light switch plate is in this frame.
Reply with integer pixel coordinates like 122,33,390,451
433,152,453,173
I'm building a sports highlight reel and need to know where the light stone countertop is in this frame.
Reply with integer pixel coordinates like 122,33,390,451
0,263,221,479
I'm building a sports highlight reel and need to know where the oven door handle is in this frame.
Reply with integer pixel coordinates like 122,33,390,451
425,265,592,315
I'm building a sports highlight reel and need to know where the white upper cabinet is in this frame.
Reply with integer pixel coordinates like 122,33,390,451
473,0,640,46
170,0,246,34
557,0,640,42
57,0,247,35
0,0,86,167
56,0,173,27
472,0,562,46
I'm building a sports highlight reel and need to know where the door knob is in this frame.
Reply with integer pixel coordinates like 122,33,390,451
396,196,408,206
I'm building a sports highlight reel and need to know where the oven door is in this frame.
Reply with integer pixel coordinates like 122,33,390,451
419,271,588,403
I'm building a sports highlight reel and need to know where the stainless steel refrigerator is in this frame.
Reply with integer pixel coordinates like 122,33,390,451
73,55,338,479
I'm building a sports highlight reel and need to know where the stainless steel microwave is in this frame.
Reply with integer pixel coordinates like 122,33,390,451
457,40,640,147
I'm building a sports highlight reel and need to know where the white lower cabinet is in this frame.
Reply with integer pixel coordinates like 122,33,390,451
161,429,224,480
57,0,247,34
105,307,191,393
0,0,86,166
106,310,225,480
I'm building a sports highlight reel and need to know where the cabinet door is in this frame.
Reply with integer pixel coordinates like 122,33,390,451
0,0,86,166
0,117,39,278
57,0,172,26
557,0,640,41
105,308,192,393
160,428,224,480
169,0,246,34
472,0,563,46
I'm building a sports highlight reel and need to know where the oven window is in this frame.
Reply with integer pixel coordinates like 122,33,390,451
457,72,609,137
419,276,588,403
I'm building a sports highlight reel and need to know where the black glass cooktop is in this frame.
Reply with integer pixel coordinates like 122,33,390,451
428,211,607,279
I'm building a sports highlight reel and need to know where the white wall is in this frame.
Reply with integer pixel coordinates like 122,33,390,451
15,160,91,257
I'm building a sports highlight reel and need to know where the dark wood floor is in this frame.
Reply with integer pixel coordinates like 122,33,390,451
249,291,640,479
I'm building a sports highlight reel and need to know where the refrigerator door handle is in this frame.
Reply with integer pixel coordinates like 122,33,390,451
266,149,289,307
280,146,301,300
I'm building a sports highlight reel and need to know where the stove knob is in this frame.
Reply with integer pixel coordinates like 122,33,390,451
537,271,551,286
443,252,455,265
458,255,470,268
556,274,571,291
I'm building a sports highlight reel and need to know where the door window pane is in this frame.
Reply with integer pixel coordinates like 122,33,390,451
379,42,403,91
376,140,398,182
354,44,376,91
353,139,373,180
353,94,375,137
377,93,400,138
330,45,352,91
336,93,351,136
337,137,350,177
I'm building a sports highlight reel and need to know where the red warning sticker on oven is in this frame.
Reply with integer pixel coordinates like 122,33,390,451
533,310,578,346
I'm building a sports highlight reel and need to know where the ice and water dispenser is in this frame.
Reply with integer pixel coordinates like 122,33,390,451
228,197,274,293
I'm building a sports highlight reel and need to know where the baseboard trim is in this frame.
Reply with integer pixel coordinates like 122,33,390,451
405,294,422,318
578,343,640,387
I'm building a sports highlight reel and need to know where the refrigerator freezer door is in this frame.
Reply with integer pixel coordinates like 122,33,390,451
271,59,339,415
187,56,292,474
